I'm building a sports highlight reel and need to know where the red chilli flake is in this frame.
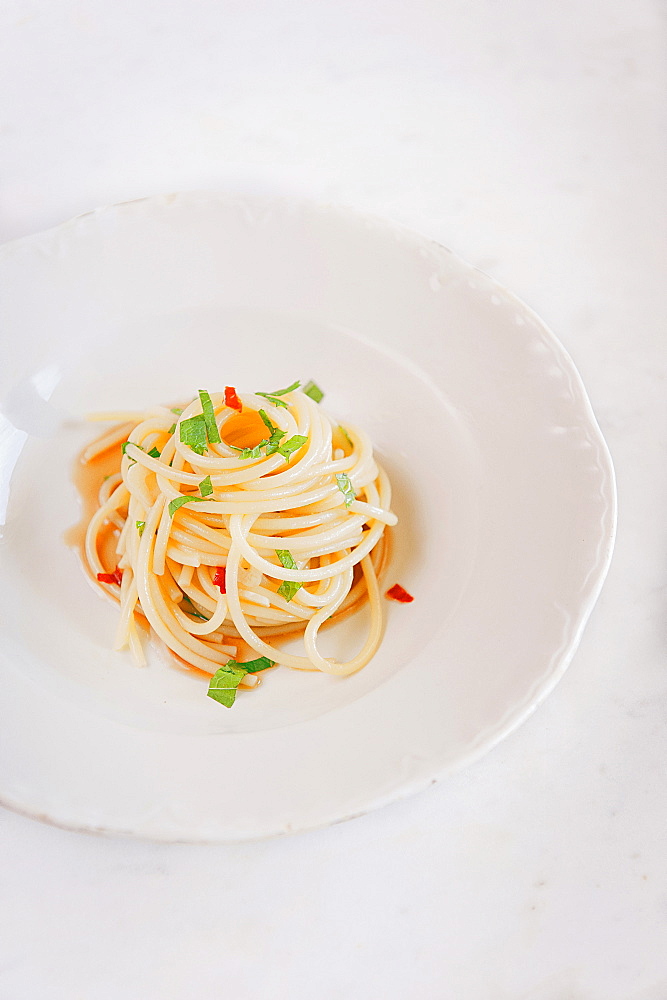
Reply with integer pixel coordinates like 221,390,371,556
97,568,123,586
224,386,242,412
385,583,414,603
213,566,227,594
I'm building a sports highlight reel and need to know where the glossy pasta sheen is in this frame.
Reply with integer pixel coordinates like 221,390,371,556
82,388,397,680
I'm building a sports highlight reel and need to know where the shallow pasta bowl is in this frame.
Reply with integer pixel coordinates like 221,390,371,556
0,191,616,841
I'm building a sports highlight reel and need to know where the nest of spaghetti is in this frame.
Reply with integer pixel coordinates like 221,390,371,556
82,384,397,690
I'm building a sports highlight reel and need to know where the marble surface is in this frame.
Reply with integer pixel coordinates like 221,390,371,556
0,2,665,997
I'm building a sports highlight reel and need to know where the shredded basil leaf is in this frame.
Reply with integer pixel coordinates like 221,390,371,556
265,427,286,455
136,520,145,536
230,440,269,459
278,434,308,462
122,441,160,462
199,475,213,497
229,410,285,458
168,495,209,517
276,549,302,602
335,472,356,507
207,663,248,708
198,389,221,444
121,440,139,464
179,413,208,455
258,408,277,434
226,656,275,674
207,656,276,707
268,380,301,396
303,379,324,403
181,592,209,621
257,410,287,455
256,392,289,408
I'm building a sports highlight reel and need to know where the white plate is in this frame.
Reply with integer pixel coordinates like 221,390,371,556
0,192,616,841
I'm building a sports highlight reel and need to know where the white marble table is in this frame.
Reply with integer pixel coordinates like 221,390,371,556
1,2,665,997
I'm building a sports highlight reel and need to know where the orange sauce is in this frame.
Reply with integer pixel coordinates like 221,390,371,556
222,408,269,449
65,435,126,589
67,420,391,678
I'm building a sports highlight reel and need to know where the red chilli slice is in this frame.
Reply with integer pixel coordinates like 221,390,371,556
385,583,414,603
224,386,242,411
213,566,227,594
97,568,123,586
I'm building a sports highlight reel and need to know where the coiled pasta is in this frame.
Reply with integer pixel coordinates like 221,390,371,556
78,385,397,697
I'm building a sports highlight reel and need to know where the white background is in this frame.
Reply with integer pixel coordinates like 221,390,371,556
1,2,665,998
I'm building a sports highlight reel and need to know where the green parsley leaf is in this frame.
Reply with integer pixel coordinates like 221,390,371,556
171,407,183,415
147,446,161,459
303,379,324,403
180,592,209,621
226,656,275,674
198,389,221,444
121,440,139,464
258,409,286,455
207,663,248,708
277,434,308,462
136,520,145,536
265,427,286,455
258,408,277,434
199,475,213,497
267,380,301,396
168,495,210,517
179,413,208,455
276,549,302,602
335,472,356,507
256,393,289,408
168,423,176,434
230,440,269,459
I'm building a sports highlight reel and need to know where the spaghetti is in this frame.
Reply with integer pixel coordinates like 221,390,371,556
78,383,397,702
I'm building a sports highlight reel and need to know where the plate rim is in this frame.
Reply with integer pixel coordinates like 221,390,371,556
0,190,617,842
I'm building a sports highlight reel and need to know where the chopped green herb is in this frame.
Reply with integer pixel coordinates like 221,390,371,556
206,656,276,708
230,440,269,459
207,663,248,708
265,427,287,455
168,495,210,517
199,475,213,497
147,446,161,459
179,413,208,455
226,656,275,674
277,434,308,462
103,474,111,481
267,380,301,396
168,423,176,434
181,592,209,621
171,407,183,415
335,472,356,507
256,393,289,408
276,549,302,602
135,520,145,536
198,389,221,444
258,409,287,455
303,379,324,403
338,425,353,447
121,440,139,464
258,408,277,434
